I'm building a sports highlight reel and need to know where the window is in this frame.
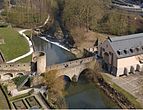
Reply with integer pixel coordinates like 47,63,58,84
130,48,134,53
124,50,128,54
136,47,140,52
117,50,121,55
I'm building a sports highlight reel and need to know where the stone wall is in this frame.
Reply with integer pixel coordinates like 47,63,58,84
0,51,5,63
32,51,46,74
0,63,31,81
117,55,143,76
0,63,31,71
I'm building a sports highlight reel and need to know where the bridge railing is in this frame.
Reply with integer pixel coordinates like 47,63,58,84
46,56,95,71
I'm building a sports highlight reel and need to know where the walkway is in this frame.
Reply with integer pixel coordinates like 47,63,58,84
112,73,143,106
38,15,50,28
7,29,34,63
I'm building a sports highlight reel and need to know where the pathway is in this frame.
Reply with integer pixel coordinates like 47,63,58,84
7,29,34,63
6,15,51,63
38,15,50,28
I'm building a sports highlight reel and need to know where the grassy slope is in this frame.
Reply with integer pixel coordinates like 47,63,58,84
16,55,32,63
0,87,9,109
0,27,29,61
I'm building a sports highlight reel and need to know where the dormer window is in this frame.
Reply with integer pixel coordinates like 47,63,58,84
130,48,134,53
136,47,140,52
117,50,122,55
124,50,128,54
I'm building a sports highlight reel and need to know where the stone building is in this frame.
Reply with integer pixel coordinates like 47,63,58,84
98,33,143,76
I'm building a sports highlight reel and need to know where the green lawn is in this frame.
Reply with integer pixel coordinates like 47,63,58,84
16,55,32,63
0,27,29,61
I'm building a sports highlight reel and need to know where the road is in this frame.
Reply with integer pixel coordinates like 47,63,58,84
112,0,143,14
6,29,34,63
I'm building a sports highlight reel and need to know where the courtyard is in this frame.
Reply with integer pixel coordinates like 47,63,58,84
102,72,143,108
112,72,143,105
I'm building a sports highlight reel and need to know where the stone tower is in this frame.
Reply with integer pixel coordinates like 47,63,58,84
32,51,46,74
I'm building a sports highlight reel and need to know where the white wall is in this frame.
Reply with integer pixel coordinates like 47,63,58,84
117,55,143,76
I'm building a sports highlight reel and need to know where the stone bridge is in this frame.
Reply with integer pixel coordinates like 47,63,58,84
0,63,31,81
46,56,95,81
0,51,96,82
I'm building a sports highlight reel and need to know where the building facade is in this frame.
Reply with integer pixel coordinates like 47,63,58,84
98,33,143,76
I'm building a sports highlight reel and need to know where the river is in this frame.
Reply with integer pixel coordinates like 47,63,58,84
32,36,76,66
65,83,119,109
32,36,119,109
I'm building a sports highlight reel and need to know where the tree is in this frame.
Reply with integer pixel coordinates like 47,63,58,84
42,70,67,108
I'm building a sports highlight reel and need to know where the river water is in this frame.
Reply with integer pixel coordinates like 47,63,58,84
32,36,119,108
65,83,119,109
32,36,76,66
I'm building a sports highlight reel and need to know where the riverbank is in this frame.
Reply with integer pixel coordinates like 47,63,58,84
102,73,143,108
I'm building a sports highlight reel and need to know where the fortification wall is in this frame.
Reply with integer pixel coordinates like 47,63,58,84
0,63,31,81
32,51,46,74
0,63,31,71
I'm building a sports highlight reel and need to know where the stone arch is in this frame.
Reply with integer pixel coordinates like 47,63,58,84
56,75,71,89
124,67,128,76
16,73,24,77
136,64,140,72
103,52,110,71
130,66,135,74
3,73,13,80
78,68,97,83
104,52,109,63
57,75,71,82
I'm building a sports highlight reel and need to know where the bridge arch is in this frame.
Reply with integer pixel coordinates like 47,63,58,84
3,73,13,80
56,75,71,82
16,73,24,77
78,68,96,83
56,75,71,88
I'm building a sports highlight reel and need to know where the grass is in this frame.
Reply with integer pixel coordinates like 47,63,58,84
0,27,29,61
101,73,112,84
16,55,32,63
12,75,29,87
